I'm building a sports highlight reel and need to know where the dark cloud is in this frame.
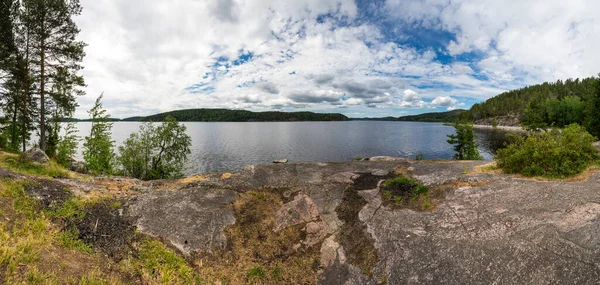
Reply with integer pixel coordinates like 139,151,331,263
310,74,335,85
288,91,342,103
211,0,238,23
258,82,280,94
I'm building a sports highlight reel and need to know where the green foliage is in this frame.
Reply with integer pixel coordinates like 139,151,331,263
47,198,86,220
123,108,349,122
55,122,79,167
523,96,585,130
135,238,201,284
415,153,424,161
395,109,467,123
117,116,191,180
447,123,483,160
495,124,599,178
0,154,70,178
380,176,430,210
465,76,600,137
58,227,93,254
83,94,115,174
246,266,266,281
491,119,499,128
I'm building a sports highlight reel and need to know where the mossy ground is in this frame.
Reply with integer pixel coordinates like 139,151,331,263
380,175,432,211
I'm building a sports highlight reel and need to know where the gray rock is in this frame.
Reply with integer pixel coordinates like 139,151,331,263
273,159,288,164
69,159,88,174
126,186,237,256
593,141,600,154
274,193,320,231
20,148,49,164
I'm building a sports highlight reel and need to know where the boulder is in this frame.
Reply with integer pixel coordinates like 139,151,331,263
69,159,88,174
21,148,50,164
273,159,288,164
593,141,600,154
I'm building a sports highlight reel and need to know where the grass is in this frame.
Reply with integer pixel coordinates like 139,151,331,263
380,175,431,210
120,238,201,285
58,227,94,254
0,152,71,178
247,266,266,282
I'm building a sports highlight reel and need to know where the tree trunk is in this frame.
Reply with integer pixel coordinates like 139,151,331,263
40,38,45,150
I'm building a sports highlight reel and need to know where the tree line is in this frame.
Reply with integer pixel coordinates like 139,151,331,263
0,0,85,153
125,109,350,122
461,76,600,137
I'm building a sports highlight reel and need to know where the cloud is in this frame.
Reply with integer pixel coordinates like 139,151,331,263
71,0,600,118
288,90,343,103
257,82,280,94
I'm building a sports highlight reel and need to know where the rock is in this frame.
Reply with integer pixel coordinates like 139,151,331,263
593,141,600,154
369,156,406,162
69,159,88,174
320,235,346,267
274,193,320,231
371,169,389,176
273,159,288,164
126,186,237,256
20,148,49,164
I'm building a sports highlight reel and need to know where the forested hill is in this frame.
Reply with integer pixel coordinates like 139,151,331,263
462,76,600,132
351,110,466,122
396,109,466,122
122,109,349,122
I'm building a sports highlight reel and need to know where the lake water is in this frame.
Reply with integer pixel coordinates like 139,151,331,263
63,121,511,176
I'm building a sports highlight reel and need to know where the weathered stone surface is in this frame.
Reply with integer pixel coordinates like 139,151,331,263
275,193,320,231
21,148,49,164
119,158,600,284
126,186,236,256
593,141,600,154
362,172,600,284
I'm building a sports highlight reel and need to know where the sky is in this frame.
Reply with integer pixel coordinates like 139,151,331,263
73,0,600,119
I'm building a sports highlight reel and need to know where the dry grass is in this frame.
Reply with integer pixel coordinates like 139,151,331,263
195,189,321,284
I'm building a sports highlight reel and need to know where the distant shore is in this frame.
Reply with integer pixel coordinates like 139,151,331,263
472,124,525,133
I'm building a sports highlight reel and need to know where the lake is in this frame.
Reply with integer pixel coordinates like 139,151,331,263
65,121,510,176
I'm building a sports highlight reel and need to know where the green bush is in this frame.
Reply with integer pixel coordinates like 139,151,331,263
495,124,599,178
83,94,115,174
447,122,483,160
117,116,191,180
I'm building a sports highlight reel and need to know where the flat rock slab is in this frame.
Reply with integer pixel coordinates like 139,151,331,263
362,173,600,285
126,186,236,256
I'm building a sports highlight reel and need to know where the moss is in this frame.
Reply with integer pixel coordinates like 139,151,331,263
380,175,431,211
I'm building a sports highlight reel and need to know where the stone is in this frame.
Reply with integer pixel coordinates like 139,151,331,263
593,141,600,154
126,186,237,256
274,193,320,231
70,159,88,174
273,159,288,164
21,148,50,164
320,235,346,267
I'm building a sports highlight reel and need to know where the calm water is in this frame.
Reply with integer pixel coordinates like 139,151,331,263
66,121,510,176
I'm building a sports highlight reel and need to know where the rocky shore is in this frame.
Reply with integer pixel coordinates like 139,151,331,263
3,157,600,284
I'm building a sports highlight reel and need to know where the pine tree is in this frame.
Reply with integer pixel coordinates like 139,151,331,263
447,122,483,160
20,0,85,151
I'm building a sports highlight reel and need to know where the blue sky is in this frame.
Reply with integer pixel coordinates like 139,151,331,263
73,0,600,118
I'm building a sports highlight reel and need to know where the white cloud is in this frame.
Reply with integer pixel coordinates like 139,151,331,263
70,0,600,118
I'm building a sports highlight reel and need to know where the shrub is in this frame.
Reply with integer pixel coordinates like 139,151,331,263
117,116,191,180
83,94,115,174
495,124,599,178
447,122,482,160
55,122,79,167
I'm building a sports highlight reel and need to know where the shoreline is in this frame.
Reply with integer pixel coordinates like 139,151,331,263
472,124,525,133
